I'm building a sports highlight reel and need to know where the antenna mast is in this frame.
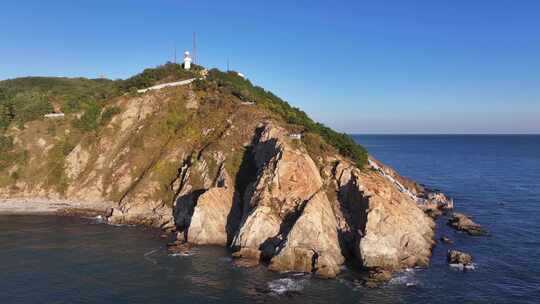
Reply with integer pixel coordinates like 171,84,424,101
192,32,197,65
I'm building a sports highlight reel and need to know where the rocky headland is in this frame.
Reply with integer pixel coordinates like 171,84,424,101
0,64,472,284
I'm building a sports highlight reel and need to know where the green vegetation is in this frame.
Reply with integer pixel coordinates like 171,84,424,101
45,136,75,194
0,135,16,171
120,62,200,91
100,106,122,126
202,69,368,168
72,103,121,132
0,63,199,136
73,102,101,132
0,77,119,129
0,62,368,184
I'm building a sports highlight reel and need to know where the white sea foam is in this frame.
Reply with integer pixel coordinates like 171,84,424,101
144,249,159,257
389,268,418,287
93,215,106,223
268,278,307,295
169,252,193,257
449,263,476,271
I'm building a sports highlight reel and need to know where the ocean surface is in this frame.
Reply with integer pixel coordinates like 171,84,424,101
1,135,539,303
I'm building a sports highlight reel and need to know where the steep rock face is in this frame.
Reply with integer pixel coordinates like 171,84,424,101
232,123,346,276
186,186,234,245
334,162,435,269
66,93,163,203
268,191,344,278
177,169,236,245
232,124,321,251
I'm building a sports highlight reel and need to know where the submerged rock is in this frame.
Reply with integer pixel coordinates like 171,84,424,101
448,213,488,236
440,236,454,244
425,208,443,219
231,248,261,267
364,268,393,288
167,241,192,255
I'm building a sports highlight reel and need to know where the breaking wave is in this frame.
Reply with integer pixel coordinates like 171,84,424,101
267,277,307,295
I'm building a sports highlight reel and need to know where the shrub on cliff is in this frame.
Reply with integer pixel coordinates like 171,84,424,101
73,104,122,132
100,106,121,126
73,102,101,132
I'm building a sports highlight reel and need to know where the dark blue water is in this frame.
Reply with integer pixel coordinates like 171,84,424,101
1,135,539,303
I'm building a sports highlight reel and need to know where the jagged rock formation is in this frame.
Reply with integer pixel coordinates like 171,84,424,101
230,123,344,277
0,70,452,280
330,158,435,270
448,213,488,236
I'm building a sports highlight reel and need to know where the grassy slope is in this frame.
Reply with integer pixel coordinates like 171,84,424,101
0,63,367,193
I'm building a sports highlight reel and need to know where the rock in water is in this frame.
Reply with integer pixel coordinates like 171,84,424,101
440,236,454,244
167,241,192,255
448,213,488,236
447,249,473,266
364,268,393,288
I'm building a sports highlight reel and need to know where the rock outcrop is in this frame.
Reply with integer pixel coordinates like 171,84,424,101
448,213,488,236
333,161,435,270
440,236,454,244
176,168,236,245
268,191,344,278
231,123,345,277
447,249,474,271
447,249,473,265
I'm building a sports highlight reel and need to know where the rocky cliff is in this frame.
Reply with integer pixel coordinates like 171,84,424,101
0,66,451,281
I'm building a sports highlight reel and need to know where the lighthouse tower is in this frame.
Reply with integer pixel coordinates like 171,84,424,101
183,51,192,70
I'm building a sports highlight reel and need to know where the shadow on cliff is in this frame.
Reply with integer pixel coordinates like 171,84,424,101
226,126,278,247
226,146,258,246
334,166,370,269
173,189,206,241
258,196,311,263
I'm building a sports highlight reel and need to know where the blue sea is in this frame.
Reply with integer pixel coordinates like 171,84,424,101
0,135,539,303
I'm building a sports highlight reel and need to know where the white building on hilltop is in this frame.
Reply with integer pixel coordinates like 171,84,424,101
183,51,192,70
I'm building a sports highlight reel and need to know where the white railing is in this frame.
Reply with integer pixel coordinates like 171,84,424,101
137,78,197,93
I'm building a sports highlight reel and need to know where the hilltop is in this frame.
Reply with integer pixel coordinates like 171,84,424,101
0,63,451,283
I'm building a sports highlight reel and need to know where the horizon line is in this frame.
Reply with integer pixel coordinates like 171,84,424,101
349,133,540,136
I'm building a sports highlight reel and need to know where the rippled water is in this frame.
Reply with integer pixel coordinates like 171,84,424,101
1,135,539,303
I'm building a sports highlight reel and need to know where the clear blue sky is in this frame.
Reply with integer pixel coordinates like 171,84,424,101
1,1,539,134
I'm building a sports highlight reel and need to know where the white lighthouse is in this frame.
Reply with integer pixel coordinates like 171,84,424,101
183,51,192,70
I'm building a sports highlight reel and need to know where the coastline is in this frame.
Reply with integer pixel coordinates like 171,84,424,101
0,198,115,216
